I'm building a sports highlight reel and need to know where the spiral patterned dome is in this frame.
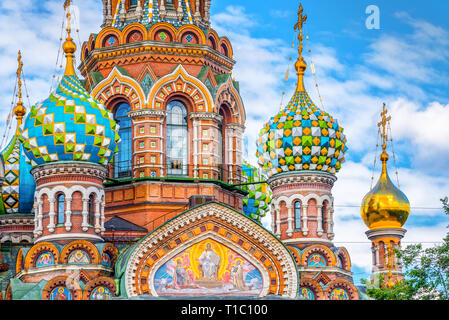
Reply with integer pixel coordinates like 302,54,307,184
20,75,121,168
241,160,272,223
256,90,348,178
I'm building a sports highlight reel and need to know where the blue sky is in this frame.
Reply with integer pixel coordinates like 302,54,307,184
0,0,448,285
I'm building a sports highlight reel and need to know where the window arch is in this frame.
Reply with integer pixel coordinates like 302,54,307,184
166,100,188,177
114,103,132,179
56,194,65,225
88,194,95,227
294,201,301,231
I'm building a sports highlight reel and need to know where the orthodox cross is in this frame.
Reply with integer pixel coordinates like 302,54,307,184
14,50,26,128
294,4,307,60
378,103,391,159
16,51,23,106
64,0,73,37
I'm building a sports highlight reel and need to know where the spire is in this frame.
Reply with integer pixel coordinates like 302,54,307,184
294,3,307,92
378,103,392,177
13,50,26,130
63,0,77,76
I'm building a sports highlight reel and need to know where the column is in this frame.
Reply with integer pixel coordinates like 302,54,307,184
327,206,335,239
81,198,89,232
33,202,39,237
275,207,281,237
65,197,72,232
136,0,143,15
177,0,184,20
316,204,323,236
193,118,199,178
37,201,44,235
286,204,294,237
375,245,380,271
194,0,201,23
95,199,101,233
100,202,106,236
48,199,56,233
160,0,166,18
271,205,276,234
302,205,309,236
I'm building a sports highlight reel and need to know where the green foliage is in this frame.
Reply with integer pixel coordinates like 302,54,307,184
364,198,449,300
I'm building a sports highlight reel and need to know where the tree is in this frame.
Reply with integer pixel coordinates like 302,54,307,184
365,198,449,300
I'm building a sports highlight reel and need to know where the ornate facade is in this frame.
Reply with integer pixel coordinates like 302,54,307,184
0,1,374,300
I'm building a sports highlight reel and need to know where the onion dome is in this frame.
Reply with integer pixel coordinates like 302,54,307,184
20,7,120,168
256,5,347,179
361,105,410,230
241,160,272,223
1,51,35,214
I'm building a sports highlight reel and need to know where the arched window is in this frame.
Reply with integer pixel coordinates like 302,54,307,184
88,194,95,226
166,100,188,177
129,0,138,9
57,194,65,224
321,203,327,233
294,201,301,231
114,103,132,179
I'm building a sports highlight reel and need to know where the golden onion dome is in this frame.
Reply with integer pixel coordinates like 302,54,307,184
361,104,410,230
361,157,410,229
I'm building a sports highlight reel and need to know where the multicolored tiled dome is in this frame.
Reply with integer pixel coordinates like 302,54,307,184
1,133,35,214
256,90,348,178
241,161,272,223
20,75,121,168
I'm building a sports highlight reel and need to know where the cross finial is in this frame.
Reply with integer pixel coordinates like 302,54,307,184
16,51,23,105
293,3,308,92
294,3,307,60
378,103,391,164
13,50,26,127
62,0,77,76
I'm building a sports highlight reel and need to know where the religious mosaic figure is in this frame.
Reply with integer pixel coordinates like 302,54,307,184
230,260,248,291
198,243,220,280
173,259,190,288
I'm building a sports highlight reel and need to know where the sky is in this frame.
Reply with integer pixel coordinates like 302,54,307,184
0,0,449,286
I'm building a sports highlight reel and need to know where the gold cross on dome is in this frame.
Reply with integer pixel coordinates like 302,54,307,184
16,51,23,104
378,103,391,154
294,3,307,59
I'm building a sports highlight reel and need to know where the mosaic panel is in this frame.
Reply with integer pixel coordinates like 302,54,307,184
153,239,263,296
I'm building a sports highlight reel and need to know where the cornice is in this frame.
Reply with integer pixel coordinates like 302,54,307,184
128,109,167,119
189,111,223,122
365,228,407,240
268,171,337,190
31,162,108,182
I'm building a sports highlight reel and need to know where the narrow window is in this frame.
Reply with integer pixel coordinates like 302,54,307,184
294,201,301,231
57,194,65,224
114,103,132,179
88,194,95,226
166,100,188,177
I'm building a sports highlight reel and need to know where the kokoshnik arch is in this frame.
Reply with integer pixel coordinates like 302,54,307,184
0,0,410,300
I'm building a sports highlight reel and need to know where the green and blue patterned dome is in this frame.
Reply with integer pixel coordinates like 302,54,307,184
1,133,36,214
20,75,121,168
241,161,272,223
256,89,348,178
